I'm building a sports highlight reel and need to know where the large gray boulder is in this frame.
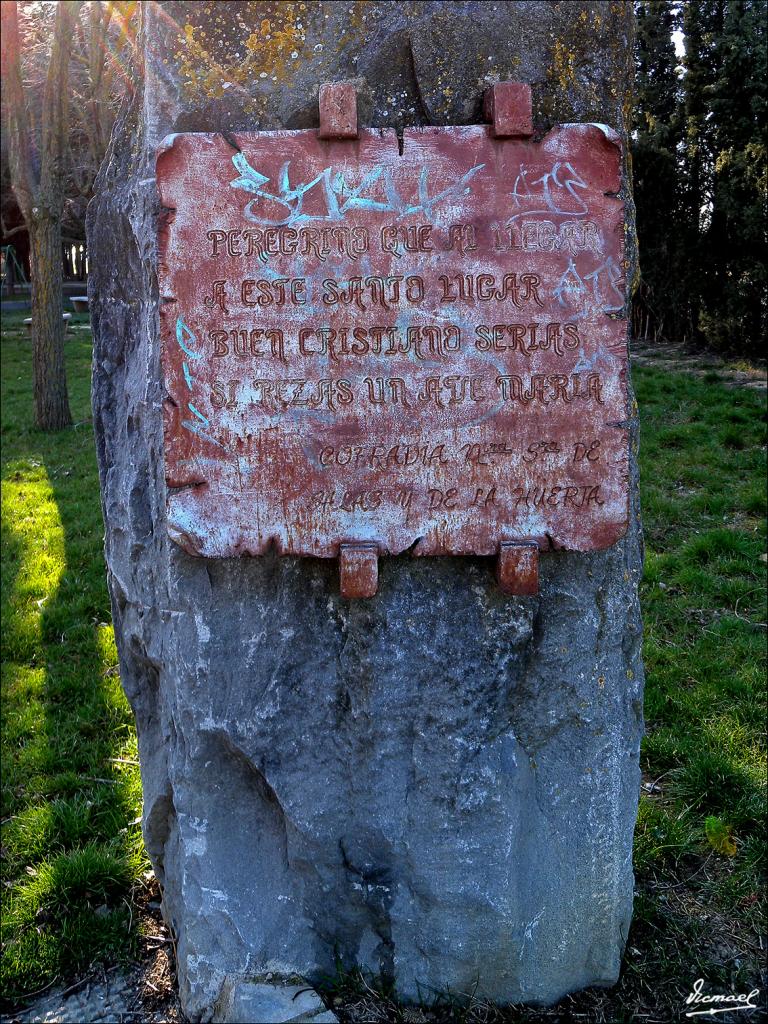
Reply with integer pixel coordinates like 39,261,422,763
88,3,643,1021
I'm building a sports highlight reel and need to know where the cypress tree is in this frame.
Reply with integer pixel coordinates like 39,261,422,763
632,0,686,341
679,0,727,344
702,0,767,355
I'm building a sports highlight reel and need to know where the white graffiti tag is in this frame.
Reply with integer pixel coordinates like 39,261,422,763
584,256,624,312
554,256,624,314
510,161,590,221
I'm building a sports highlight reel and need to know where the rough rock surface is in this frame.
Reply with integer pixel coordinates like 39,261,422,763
88,3,643,1021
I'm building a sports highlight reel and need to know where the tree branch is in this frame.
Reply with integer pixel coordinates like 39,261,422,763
0,1,37,221
0,220,28,240
39,0,80,211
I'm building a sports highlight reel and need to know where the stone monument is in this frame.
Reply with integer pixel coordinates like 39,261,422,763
88,3,643,1021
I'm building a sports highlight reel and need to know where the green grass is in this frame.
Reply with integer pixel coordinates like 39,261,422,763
0,315,765,1016
624,365,767,1008
1,313,146,1003
635,366,766,870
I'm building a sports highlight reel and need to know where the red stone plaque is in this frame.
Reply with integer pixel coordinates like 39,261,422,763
157,118,629,576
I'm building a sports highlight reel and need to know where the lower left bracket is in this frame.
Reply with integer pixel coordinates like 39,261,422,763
339,543,379,599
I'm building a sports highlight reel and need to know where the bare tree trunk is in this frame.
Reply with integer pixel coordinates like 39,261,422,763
5,251,17,296
30,211,71,429
1,0,78,431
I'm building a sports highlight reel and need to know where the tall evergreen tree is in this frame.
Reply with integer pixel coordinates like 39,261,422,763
633,0,766,356
632,0,686,340
681,0,726,344
703,0,767,355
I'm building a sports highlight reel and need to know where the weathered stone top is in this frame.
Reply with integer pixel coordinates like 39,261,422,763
158,2,633,136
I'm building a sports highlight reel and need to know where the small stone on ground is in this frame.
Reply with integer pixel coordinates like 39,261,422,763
1,972,339,1024
217,979,338,1023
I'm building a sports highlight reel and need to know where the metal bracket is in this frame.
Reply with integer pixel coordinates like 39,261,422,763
318,82,358,140
483,82,533,138
497,542,539,596
339,543,379,599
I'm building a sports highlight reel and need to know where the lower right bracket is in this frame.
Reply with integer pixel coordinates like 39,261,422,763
497,542,539,596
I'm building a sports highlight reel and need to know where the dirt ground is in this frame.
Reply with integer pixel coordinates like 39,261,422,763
630,338,767,389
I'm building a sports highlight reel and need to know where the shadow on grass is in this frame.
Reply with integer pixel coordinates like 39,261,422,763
0,323,145,1004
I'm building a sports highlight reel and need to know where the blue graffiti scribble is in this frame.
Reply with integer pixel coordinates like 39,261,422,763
230,152,270,192
188,403,210,426
175,318,217,446
330,165,389,215
176,318,203,359
178,457,226,469
180,420,228,451
229,153,485,225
